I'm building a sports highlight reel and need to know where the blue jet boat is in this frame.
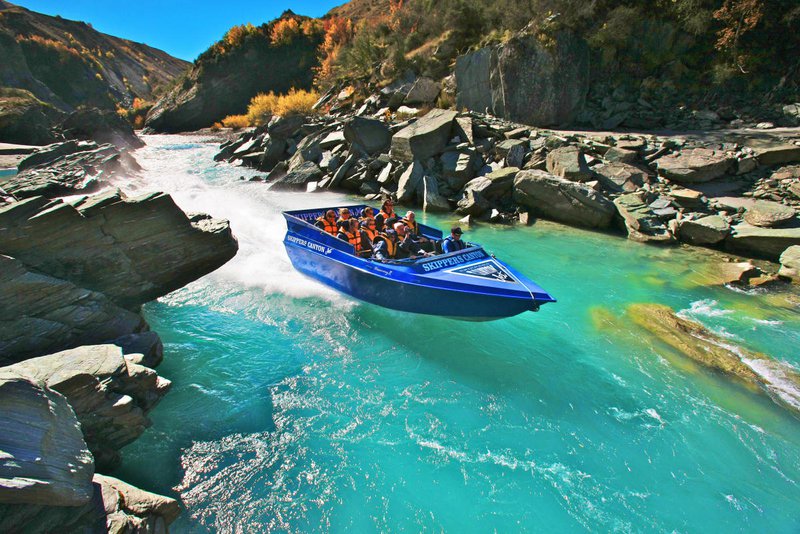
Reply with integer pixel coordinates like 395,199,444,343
282,205,555,320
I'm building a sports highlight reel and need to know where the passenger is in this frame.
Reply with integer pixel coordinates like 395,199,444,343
315,209,338,236
337,218,362,253
401,210,434,252
336,207,352,231
359,218,378,257
372,229,398,261
375,199,398,232
397,222,431,259
360,206,375,225
442,226,467,254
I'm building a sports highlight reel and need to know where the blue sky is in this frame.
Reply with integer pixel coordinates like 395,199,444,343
15,0,345,61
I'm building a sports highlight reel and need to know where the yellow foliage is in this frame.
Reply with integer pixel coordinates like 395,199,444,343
316,16,354,82
271,17,300,46
246,88,319,125
221,114,250,129
133,115,146,129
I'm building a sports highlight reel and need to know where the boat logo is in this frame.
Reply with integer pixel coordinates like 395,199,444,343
449,261,518,284
287,234,333,255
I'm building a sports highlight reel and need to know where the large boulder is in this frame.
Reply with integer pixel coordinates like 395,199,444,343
391,108,457,162
653,148,734,183
440,150,475,190
726,222,800,261
0,254,146,364
404,77,440,105
676,215,730,245
593,162,647,192
422,175,450,212
396,160,425,203
7,344,170,470
513,169,616,229
463,167,518,202
752,144,800,166
743,200,796,228
545,146,592,181
268,161,323,191
0,190,238,308
779,245,800,281
344,117,391,156
455,31,590,126
0,372,93,506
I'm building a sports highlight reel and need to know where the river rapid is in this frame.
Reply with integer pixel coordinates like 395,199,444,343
113,135,800,532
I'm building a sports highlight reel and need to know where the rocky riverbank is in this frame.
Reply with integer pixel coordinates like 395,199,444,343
0,130,239,531
215,104,800,277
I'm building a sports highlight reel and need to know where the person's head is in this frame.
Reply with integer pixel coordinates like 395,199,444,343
324,210,336,221
339,208,351,219
394,222,406,236
348,219,359,232
363,218,377,231
363,207,374,218
451,226,463,239
405,210,415,221
381,199,394,213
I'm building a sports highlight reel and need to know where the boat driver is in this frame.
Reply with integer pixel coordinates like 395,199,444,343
442,226,467,254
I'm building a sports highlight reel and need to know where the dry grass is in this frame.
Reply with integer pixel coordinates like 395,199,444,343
245,88,319,125
221,114,250,129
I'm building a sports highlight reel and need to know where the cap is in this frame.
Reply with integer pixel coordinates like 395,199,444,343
451,226,463,234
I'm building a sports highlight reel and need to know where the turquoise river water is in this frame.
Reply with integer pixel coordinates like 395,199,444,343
112,135,800,532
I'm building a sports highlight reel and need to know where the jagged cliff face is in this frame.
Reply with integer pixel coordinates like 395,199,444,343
0,0,189,112
145,12,322,133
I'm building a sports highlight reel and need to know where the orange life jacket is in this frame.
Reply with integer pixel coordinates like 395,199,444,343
316,216,338,235
361,227,377,247
340,230,361,251
402,218,420,236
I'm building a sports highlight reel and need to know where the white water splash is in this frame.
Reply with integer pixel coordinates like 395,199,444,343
678,299,734,319
117,134,353,304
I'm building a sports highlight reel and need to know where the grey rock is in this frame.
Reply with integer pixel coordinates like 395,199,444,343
441,150,475,190
654,148,733,183
726,222,800,261
267,114,305,140
396,161,425,203
546,146,592,182
0,191,238,309
455,32,590,126
0,254,145,364
0,372,93,506
593,162,647,192
513,170,616,229
391,109,457,162
604,146,639,164
7,344,171,470
778,245,800,280
676,215,730,245
743,200,796,228
404,77,441,105
456,189,491,216
464,167,518,201
668,188,706,209
344,117,391,156
270,161,323,191
614,192,675,243
752,144,800,166
422,175,450,212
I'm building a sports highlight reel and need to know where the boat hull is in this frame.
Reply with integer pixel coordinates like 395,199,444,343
285,241,543,320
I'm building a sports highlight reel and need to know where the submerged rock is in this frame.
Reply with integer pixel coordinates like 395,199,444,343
628,303,800,416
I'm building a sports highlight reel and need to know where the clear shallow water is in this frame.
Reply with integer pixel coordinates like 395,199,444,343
114,135,800,532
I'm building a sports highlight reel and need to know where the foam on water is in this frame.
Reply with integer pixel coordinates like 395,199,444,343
114,136,800,533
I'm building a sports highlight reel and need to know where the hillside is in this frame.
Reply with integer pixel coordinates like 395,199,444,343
144,11,322,133
0,0,189,112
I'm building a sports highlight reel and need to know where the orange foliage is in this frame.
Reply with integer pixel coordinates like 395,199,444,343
16,34,80,60
713,0,763,51
317,16,354,81
221,114,251,129
210,23,257,57
271,17,300,46
132,97,148,111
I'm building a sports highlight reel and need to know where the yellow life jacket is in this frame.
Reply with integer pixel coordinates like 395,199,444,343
316,216,338,235
402,218,420,236
341,230,361,251
361,227,377,247
374,233,396,258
